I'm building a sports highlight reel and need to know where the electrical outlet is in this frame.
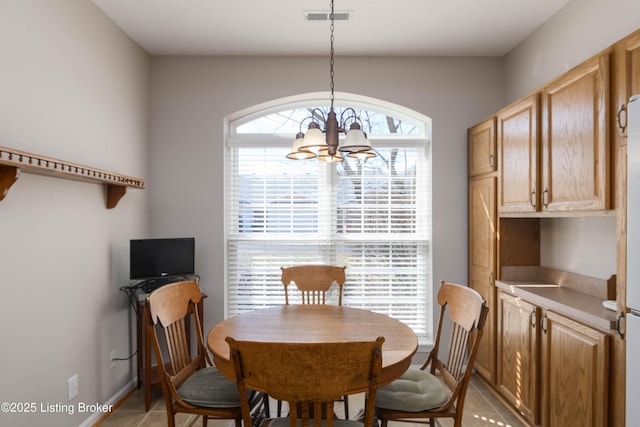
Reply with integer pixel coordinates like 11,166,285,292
110,350,117,369
67,374,78,401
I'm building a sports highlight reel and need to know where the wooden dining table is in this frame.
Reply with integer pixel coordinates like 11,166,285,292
207,304,419,390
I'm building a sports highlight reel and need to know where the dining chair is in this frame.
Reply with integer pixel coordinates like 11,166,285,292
227,336,385,427
375,281,488,427
281,264,346,305
147,280,261,427
279,264,350,418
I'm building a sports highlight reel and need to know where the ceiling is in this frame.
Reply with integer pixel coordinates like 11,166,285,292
91,0,571,57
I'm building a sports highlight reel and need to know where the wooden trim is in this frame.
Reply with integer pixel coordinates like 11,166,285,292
0,165,20,201
0,146,144,209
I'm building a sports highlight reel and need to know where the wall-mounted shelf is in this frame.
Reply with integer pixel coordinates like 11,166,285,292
0,146,145,209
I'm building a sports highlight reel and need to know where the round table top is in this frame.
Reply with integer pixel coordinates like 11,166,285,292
207,304,418,387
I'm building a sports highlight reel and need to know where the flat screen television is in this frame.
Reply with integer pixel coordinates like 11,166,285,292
129,237,195,280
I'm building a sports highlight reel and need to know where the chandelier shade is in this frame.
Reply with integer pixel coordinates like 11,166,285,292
317,148,345,163
298,122,328,154
287,0,376,163
340,122,372,153
286,132,316,160
347,150,376,160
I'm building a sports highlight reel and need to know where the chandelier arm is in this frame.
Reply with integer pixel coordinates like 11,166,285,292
339,107,366,132
297,113,322,133
310,108,328,129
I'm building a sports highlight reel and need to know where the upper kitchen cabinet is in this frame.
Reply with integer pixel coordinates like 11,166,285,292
498,53,612,215
540,53,611,212
614,28,640,147
497,94,540,213
469,118,497,176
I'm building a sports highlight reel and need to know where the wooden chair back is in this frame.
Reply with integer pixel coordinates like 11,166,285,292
376,281,487,427
147,280,208,399
281,265,346,305
228,336,384,427
425,281,487,413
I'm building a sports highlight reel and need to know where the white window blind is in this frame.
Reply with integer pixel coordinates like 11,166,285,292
225,105,432,341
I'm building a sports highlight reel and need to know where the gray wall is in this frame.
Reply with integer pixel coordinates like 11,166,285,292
503,0,640,280
148,0,640,332
1,0,640,425
148,56,505,332
505,0,640,102
0,1,150,426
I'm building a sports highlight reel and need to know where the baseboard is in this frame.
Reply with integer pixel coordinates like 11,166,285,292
78,377,138,427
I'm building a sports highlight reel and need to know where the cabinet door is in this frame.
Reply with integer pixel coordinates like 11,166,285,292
541,54,610,211
469,281,495,383
469,118,496,176
496,291,539,425
541,311,609,427
498,94,540,213
469,177,497,287
469,177,496,382
614,29,640,146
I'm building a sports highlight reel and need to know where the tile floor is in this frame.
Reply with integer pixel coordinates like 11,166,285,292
98,375,526,427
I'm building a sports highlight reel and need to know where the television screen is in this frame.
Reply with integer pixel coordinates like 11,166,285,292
129,238,195,280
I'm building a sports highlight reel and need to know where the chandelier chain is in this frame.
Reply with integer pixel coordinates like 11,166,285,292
286,0,375,162
329,0,335,110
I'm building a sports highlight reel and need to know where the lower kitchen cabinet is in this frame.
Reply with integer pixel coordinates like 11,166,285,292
541,311,609,427
497,291,540,425
470,281,495,382
497,290,609,427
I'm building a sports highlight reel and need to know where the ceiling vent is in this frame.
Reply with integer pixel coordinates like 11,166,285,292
305,10,352,22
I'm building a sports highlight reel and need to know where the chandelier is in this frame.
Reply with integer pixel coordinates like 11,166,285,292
287,0,376,163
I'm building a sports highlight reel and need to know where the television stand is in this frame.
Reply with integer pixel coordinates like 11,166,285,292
131,274,197,293
139,277,178,293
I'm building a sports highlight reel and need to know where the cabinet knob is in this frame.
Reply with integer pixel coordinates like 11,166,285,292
617,104,628,134
617,312,626,339
530,311,537,328
530,190,536,208
540,313,548,333
542,188,549,208
489,153,495,169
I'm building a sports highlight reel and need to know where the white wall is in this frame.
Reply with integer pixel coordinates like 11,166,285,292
0,1,149,426
148,55,505,331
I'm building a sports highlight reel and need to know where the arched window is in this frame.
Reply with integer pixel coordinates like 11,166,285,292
225,93,433,343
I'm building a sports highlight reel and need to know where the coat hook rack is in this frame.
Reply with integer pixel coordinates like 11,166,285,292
0,146,145,209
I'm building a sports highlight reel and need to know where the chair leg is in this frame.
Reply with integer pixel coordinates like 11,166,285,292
202,414,207,427
343,395,349,419
262,393,271,418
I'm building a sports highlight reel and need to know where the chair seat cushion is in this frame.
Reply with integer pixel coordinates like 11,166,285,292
375,368,449,412
177,367,241,408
